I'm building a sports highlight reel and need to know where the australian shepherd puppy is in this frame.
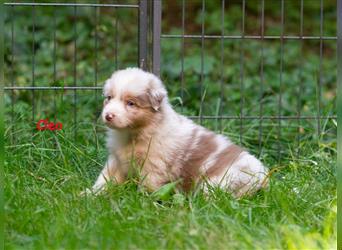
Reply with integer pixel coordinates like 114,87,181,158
86,68,268,198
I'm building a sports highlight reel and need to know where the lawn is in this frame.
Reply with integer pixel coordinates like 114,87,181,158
4,0,337,249
4,120,336,249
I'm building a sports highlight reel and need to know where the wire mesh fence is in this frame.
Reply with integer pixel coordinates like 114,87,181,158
156,0,337,163
4,1,140,163
4,0,337,165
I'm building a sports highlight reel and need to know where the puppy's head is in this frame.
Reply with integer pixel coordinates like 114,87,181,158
102,68,167,130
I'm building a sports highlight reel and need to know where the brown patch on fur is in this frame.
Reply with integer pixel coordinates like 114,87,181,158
122,93,151,109
206,144,244,178
129,108,160,130
180,130,218,191
120,92,163,130
146,87,165,111
122,89,165,111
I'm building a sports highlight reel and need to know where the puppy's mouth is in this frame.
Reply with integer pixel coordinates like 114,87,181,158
103,119,129,130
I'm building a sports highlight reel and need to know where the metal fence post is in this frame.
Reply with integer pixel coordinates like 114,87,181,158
139,0,148,70
152,0,161,76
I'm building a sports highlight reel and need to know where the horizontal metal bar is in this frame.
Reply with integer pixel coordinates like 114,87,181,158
161,34,337,40
4,86,102,90
188,115,336,120
4,2,139,8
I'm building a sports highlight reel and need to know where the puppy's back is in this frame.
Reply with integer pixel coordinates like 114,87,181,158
166,115,268,197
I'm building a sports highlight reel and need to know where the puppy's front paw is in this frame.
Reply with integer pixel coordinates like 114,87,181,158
79,188,94,197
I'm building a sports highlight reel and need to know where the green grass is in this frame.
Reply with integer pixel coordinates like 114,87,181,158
4,119,336,249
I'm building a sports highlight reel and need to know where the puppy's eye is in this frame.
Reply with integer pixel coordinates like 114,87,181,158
126,100,135,107
106,96,112,101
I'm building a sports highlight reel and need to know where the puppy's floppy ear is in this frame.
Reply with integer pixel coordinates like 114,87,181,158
147,87,166,111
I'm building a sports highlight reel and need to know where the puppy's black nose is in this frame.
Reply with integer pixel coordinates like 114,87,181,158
105,113,114,122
